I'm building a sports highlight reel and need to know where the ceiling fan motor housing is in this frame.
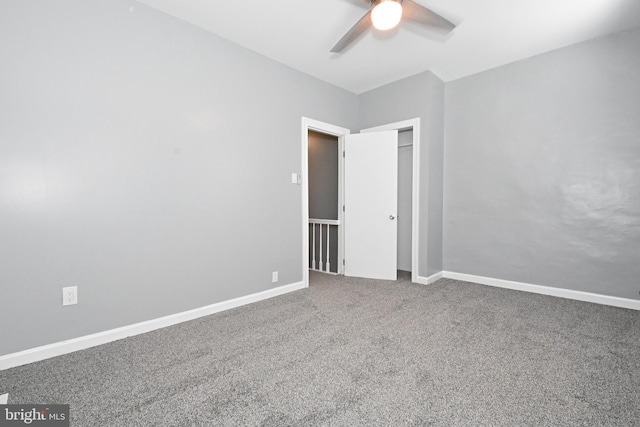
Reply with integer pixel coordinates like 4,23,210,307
371,0,404,31
371,0,403,6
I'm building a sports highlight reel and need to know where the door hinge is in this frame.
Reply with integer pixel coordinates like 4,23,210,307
343,151,345,158
342,259,345,266
342,205,345,212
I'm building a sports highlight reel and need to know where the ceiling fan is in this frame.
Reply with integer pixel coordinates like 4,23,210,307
331,0,456,53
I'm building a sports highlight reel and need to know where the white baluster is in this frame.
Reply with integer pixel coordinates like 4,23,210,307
319,224,323,272
311,223,316,270
326,224,331,273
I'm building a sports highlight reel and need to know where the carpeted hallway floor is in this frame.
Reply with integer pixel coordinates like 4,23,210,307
1,272,639,426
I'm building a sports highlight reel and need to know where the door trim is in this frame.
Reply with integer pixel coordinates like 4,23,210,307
301,118,350,287
362,118,421,283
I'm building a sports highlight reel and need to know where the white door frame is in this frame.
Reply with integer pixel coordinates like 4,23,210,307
361,118,421,283
301,117,350,287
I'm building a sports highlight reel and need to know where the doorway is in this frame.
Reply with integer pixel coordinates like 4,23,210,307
308,130,340,275
361,118,421,283
397,129,414,274
301,118,350,287
301,117,422,286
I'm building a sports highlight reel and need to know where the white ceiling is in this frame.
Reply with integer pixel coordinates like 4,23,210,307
137,0,640,94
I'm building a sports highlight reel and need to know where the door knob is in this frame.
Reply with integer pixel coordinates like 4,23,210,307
389,215,396,220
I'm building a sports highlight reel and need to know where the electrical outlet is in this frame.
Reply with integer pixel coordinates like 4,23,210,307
62,286,78,306
272,271,278,283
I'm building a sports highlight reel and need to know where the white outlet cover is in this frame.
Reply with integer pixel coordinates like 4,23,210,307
0,393,8,404
272,271,278,283
62,286,78,306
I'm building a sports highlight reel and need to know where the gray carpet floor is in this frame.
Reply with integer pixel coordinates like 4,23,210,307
1,271,640,426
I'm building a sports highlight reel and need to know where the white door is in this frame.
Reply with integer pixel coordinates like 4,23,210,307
344,130,398,280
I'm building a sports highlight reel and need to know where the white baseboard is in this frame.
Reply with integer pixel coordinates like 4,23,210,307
415,272,444,286
0,281,306,371
442,271,640,311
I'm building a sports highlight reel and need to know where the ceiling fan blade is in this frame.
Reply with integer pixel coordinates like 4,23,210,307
330,10,372,53
402,0,455,32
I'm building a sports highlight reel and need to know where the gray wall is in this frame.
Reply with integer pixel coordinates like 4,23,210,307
425,75,445,276
359,71,445,277
0,0,357,355
397,130,413,272
308,131,339,220
444,27,640,299
308,131,339,273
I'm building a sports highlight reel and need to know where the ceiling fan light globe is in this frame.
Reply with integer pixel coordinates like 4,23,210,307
371,0,403,31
